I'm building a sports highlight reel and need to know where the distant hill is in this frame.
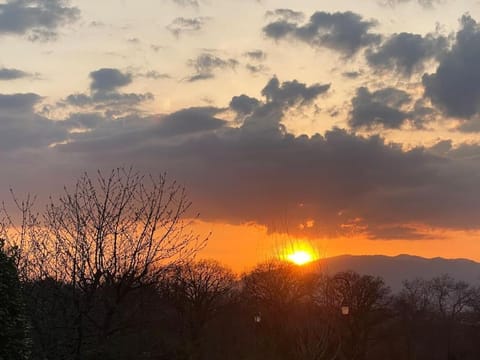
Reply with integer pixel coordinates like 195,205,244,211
314,254,480,292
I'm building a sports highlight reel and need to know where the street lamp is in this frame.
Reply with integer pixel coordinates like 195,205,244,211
341,302,349,316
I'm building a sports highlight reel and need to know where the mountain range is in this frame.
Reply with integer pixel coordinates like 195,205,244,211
315,254,480,292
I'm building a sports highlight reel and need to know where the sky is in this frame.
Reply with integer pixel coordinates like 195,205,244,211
3,0,480,271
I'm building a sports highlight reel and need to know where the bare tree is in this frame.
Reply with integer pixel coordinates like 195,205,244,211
0,192,47,281
395,278,435,359
429,275,475,359
242,261,318,360
293,310,341,360
319,271,391,360
160,259,236,360
1,167,206,359
242,261,314,309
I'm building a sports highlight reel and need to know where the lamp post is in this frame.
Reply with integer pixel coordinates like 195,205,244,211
339,301,350,360
253,312,262,359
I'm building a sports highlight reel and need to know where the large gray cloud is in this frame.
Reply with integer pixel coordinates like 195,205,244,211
423,15,480,120
54,112,480,241
3,77,480,241
29,78,477,241
366,32,448,76
0,0,80,41
263,11,381,56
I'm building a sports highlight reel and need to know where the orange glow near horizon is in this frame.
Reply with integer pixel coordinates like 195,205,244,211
192,220,480,273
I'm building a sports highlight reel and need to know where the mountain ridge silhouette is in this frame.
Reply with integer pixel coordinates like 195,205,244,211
312,254,480,291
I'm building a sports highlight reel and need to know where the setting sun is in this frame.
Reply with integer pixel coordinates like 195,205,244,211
287,250,315,266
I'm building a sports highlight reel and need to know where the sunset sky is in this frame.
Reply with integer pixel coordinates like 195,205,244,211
3,0,480,271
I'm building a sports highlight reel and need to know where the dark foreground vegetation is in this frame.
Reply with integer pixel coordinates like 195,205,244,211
1,169,480,360
3,250,480,360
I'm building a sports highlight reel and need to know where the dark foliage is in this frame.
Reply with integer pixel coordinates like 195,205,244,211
10,257,480,360
0,239,30,360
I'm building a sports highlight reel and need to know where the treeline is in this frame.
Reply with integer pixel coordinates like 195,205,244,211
3,251,480,360
1,168,480,359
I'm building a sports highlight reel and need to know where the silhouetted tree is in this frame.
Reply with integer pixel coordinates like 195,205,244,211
160,259,236,360
0,239,30,360
242,261,318,360
319,271,391,360
1,168,206,359
0,192,45,281
24,278,78,359
395,278,435,359
292,305,341,360
429,275,475,359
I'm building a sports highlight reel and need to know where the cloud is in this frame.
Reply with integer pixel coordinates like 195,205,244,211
230,95,261,115
423,15,480,120
379,0,446,9
127,37,140,44
244,50,267,61
167,17,209,37
0,67,30,80
50,95,480,241
261,77,330,107
65,92,153,110
245,64,268,74
342,71,362,79
366,32,448,76
368,225,436,240
89,68,132,92
265,8,305,22
63,112,105,130
63,68,153,114
235,77,330,135
187,53,239,82
2,78,480,241
0,0,80,41
158,107,227,136
140,70,170,80
263,11,381,56
243,50,268,74
349,87,413,129
171,0,199,7
186,73,215,82
59,76,330,150
349,87,435,130
0,93,68,150
0,92,40,111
